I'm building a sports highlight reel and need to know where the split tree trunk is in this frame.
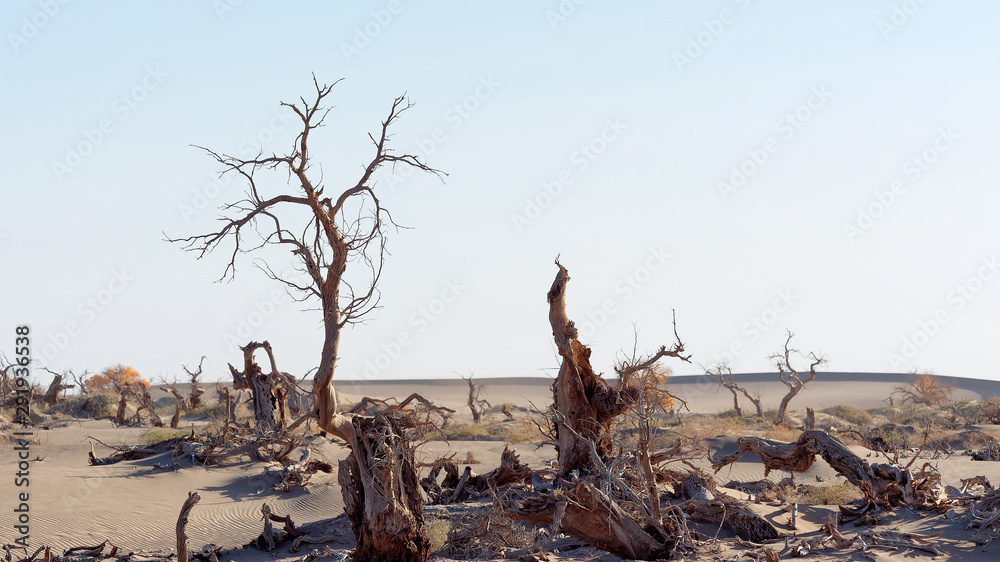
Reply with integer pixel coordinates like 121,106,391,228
43,374,73,406
230,341,282,433
546,263,639,478
337,413,429,562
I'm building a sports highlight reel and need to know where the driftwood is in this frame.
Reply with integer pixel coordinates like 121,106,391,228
176,492,200,562
510,481,672,560
422,446,531,504
712,430,944,509
675,472,782,543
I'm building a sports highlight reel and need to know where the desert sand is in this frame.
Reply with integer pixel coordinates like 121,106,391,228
4,372,1000,560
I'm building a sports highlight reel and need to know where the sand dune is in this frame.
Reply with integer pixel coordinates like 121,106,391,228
5,373,1000,560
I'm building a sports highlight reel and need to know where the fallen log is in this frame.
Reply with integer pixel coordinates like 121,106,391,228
509,481,673,561
711,430,941,509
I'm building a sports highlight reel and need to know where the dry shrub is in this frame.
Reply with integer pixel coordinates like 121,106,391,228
823,405,873,426
463,451,481,465
894,373,952,407
790,481,863,505
985,397,1000,424
439,498,535,559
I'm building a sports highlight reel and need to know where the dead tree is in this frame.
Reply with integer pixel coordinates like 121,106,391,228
546,261,689,479
711,363,763,418
176,492,201,562
229,341,287,433
182,356,206,409
168,76,442,562
711,430,944,510
462,374,490,423
161,382,189,411
40,369,74,406
771,331,825,425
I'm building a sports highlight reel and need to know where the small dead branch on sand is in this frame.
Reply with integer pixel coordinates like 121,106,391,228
176,492,201,562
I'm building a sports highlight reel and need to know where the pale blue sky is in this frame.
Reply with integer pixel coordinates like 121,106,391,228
3,1,999,386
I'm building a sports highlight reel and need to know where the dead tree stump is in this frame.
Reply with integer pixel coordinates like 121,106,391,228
338,413,428,562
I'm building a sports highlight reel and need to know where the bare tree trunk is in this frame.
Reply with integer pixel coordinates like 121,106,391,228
171,403,181,429
338,414,428,562
183,357,206,409
42,374,73,406
805,407,815,430
176,492,200,562
230,342,282,433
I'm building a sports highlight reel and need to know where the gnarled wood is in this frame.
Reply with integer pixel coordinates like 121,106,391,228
510,482,671,560
711,430,939,509
176,491,201,562
338,413,428,562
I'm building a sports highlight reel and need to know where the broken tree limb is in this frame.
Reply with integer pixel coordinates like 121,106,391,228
676,472,782,543
711,430,943,509
176,492,201,562
510,482,672,560
546,261,688,479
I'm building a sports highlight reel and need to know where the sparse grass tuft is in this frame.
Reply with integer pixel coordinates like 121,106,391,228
426,517,451,554
790,482,863,505
823,405,873,426
139,428,188,444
